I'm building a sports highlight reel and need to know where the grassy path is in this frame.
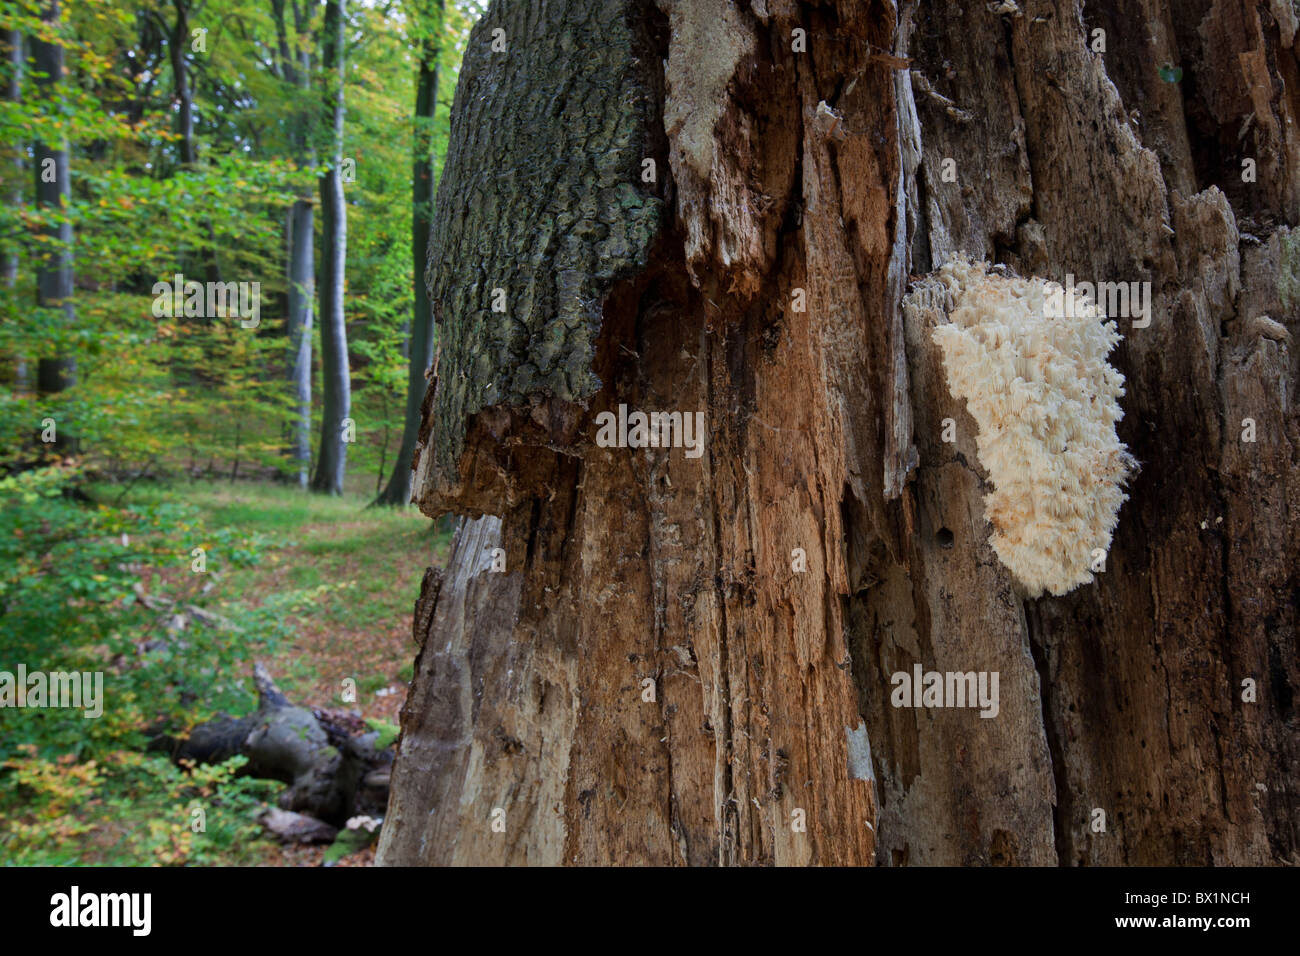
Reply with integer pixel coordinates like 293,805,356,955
133,482,448,866
176,484,448,725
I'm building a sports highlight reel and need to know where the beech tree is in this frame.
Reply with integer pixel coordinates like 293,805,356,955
378,0,1299,866
311,0,351,495
270,0,316,488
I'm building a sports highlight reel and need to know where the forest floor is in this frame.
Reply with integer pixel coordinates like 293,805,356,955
183,482,449,865
1,478,452,867
80,481,447,866
184,482,442,725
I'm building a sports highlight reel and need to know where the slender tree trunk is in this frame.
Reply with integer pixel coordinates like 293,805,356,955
273,0,315,488
380,0,1300,866
230,419,241,484
287,200,314,488
31,0,76,425
270,0,294,83
169,0,195,167
311,0,350,495
375,0,444,506
165,0,221,285
3,29,26,393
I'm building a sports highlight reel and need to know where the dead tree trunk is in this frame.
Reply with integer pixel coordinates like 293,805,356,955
378,0,1299,866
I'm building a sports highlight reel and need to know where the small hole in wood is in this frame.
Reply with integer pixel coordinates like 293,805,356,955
936,527,954,549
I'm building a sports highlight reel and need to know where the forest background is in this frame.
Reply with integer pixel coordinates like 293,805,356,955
0,0,479,865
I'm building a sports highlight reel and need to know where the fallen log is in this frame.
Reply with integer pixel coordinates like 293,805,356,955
158,662,392,829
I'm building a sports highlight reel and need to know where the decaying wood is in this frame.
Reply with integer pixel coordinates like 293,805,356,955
381,0,1299,866
261,807,339,845
167,663,392,828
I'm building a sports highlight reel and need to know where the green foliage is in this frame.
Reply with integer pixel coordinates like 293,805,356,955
0,471,440,865
0,465,286,756
0,465,290,864
1,748,279,866
0,0,480,491
0,0,480,866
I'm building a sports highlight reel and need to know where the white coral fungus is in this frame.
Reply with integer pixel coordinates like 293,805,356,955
929,257,1137,597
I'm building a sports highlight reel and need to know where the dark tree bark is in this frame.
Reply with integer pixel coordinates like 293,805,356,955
3,28,25,392
379,0,1299,866
161,0,222,285
3,27,21,291
31,0,75,417
311,0,351,495
167,0,195,167
374,0,445,507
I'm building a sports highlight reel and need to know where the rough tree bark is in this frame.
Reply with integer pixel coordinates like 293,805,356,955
378,0,1299,866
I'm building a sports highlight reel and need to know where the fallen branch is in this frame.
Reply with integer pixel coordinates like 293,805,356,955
155,662,393,831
